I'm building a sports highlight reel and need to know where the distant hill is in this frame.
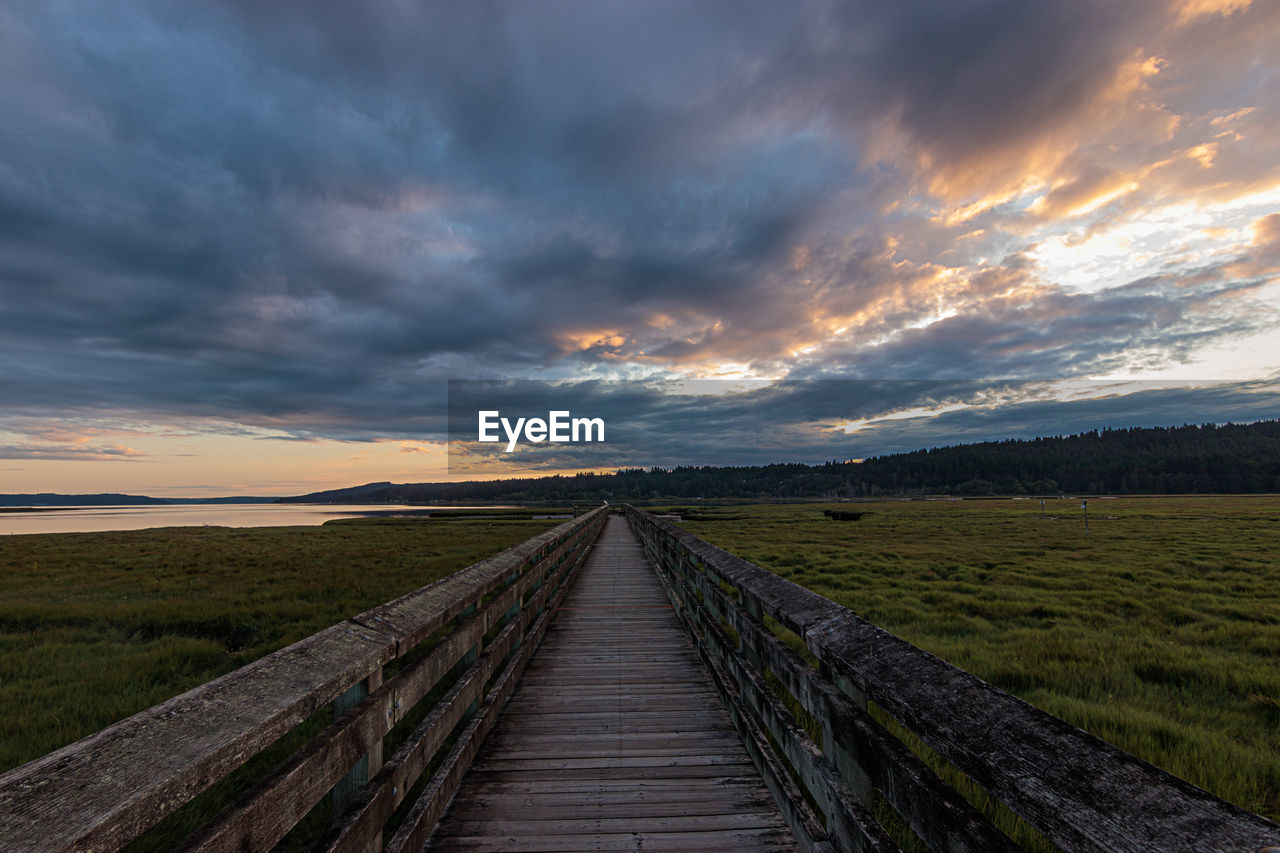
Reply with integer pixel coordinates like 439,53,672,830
162,496,278,504
279,419,1280,503
0,494,276,507
275,482,394,504
0,493,170,507
844,419,1280,496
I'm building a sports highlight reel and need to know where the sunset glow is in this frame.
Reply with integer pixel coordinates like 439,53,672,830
1,1,1278,492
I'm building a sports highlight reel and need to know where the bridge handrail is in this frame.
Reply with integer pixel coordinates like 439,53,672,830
0,505,609,853
625,504,1280,853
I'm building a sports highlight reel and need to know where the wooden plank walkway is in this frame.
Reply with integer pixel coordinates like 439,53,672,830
426,515,797,852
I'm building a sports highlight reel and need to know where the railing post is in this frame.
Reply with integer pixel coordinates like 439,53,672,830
826,665,873,806
527,571,544,616
455,602,481,718
0,512,615,853
330,666,384,830
741,597,767,673
504,569,522,650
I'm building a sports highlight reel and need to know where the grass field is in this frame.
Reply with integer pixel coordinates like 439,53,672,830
0,516,557,775
2,497,1276,848
669,496,1280,824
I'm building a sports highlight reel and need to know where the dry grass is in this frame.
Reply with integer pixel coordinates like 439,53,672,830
671,496,1280,825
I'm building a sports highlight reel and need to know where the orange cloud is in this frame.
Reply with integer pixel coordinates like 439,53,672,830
0,442,146,461
22,422,149,444
1175,0,1252,25
920,51,1172,223
1252,213,1280,247
559,329,627,352
1185,143,1218,168
1222,213,1280,277
1210,106,1255,141
1029,170,1142,219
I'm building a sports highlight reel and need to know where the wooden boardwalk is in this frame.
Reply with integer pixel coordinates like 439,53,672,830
426,515,797,852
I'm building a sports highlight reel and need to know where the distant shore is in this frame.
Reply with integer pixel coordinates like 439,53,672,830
0,506,86,513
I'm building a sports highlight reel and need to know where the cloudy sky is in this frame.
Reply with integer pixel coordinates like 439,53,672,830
1,0,1278,495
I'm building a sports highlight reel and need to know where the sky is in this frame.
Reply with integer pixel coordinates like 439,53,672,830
1,0,1278,496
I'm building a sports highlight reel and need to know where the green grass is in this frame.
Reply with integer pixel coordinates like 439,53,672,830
0,516,556,774
670,496,1280,824
5,498,1278,848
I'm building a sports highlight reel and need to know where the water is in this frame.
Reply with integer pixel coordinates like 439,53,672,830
0,504,494,535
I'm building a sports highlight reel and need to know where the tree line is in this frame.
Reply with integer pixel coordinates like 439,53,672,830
279,420,1280,504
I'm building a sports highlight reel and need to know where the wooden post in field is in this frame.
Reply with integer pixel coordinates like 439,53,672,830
1082,499,1089,533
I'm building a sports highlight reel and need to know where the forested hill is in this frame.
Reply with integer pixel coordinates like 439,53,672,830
0,492,170,507
280,420,1280,504
847,419,1280,496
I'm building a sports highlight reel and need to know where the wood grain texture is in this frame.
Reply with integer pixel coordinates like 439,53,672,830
651,520,1015,853
0,508,608,853
627,506,1280,853
426,515,798,852
322,510,605,853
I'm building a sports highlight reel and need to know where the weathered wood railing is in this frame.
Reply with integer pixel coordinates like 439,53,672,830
0,506,609,853
625,505,1280,853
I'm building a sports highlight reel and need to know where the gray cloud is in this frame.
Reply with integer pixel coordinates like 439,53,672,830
444,379,1280,472
0,0,1276,464
0,443,146,461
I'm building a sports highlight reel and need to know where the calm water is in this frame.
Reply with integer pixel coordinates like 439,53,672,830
0,504,482,535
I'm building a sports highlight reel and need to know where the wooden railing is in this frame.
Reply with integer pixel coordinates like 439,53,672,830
0,506,609,853
625,505,1280,853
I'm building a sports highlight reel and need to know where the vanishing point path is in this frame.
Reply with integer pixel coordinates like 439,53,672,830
427,514,797,851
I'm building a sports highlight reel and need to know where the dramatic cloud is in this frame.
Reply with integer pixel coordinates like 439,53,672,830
1,1,1277,485
445,378,1280,474
0,443,145,462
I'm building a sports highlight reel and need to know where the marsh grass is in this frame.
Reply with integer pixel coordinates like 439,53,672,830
0,517,555,775
673,496,1280,826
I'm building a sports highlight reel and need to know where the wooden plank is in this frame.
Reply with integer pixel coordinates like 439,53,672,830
425,515,798,852
485,727,743,741
508,682,719,693
489,717,733,732
479,746,752,762
378,521,602,853
451,777,769,796
484,729,748,745
494,707,724,719
516,650,700,659
447,795,784,821
660,573,848,852
512,662,708,674
0,507,610,853
426,828,798,852
438,811,789,836
516,667,707,678
504,691,718,704
493,716,727,730
470,753,755,772
675,577,902,853
320,515,603,853
0,622,393,853
176,675,395,852
458,763,762,783
629,506,1280,853
452,787,780,808
697,564,1019,852
180,605,528,852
